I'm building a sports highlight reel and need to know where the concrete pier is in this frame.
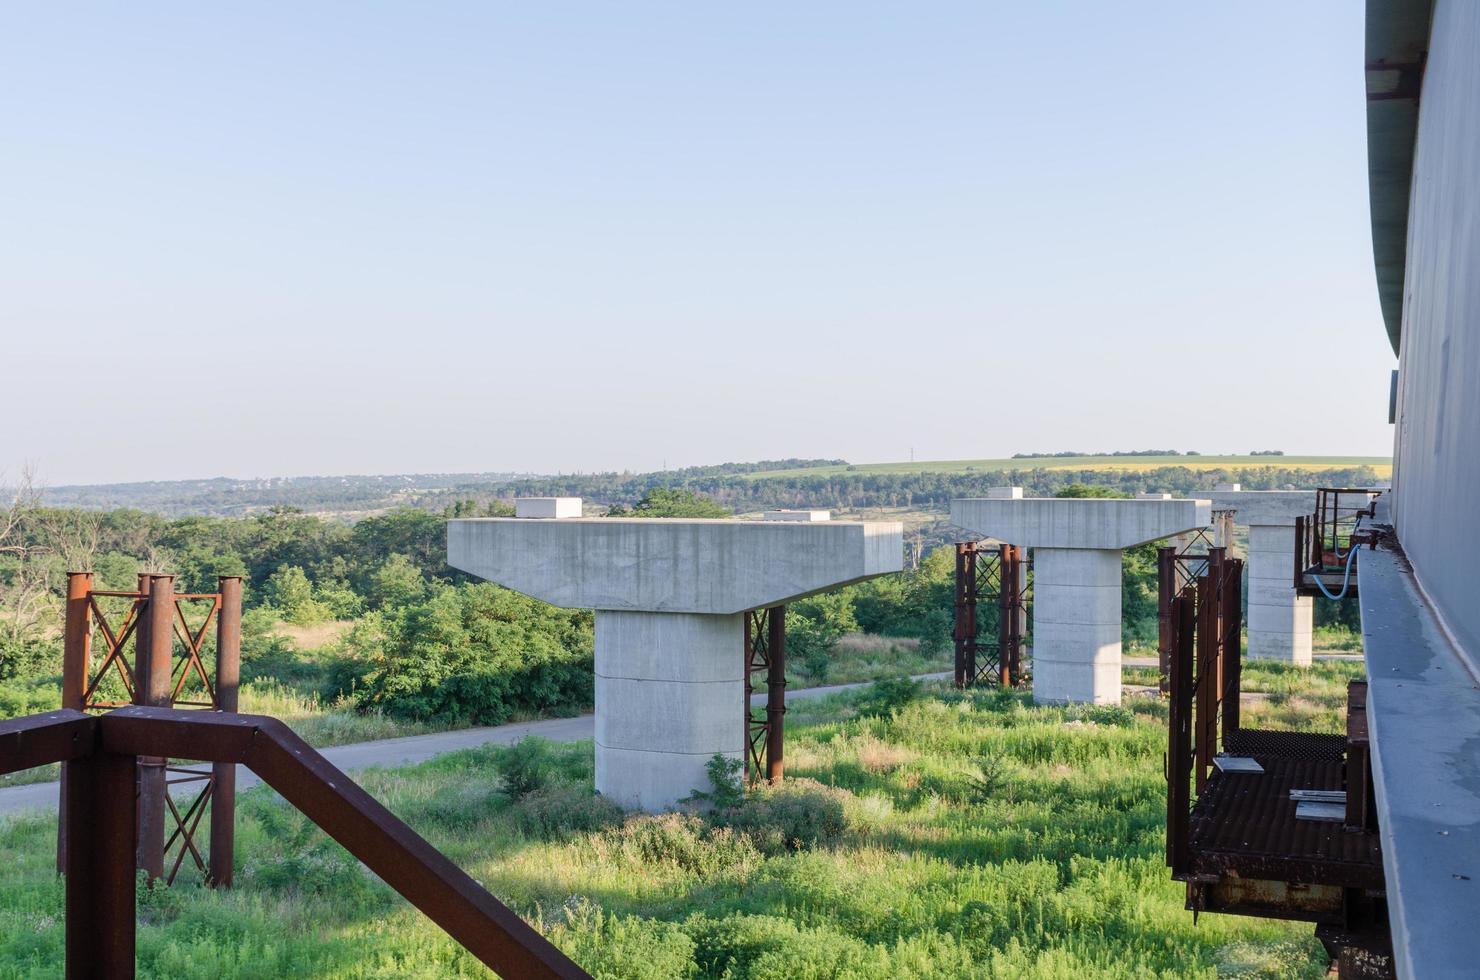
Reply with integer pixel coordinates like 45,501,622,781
1205,490,1316,666
448,504,902,810
950,495,1211,704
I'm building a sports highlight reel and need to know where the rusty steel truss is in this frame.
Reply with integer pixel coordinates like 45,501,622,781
59,572,242,887
1162,546,1391,978
2,707,591,979
744,606,786,785
953,542,1030,689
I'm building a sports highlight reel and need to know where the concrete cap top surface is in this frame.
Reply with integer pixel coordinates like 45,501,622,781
949,497,1211,550
515,497,582,519
447,517,903,613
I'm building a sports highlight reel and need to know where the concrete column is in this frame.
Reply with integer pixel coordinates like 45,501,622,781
1031,548,1122,704
594,611,744,810
1246,523,1314,665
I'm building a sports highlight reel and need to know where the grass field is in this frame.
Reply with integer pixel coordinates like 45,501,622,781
0,661,1360,978
744,455,1391,480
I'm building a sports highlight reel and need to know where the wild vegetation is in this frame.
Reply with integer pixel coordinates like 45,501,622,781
0,661,1358,978
0,477,1362,739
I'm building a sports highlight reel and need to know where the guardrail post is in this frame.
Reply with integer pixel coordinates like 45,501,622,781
210,576,242,887
135,574,174,881
57,572,93,874
65,747,137,976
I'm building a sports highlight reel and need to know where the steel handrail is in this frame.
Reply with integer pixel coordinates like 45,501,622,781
0,707,591,980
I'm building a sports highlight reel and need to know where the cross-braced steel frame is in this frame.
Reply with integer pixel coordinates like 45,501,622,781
744,606,786,785
953,542,1030,688
59,572,242,887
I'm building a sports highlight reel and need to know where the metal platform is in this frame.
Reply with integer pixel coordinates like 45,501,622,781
1189,752,1384,898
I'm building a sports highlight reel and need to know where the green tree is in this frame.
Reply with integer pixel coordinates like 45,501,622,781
610,488,730,519
368,553,427,610
357,582,594,724
263,564,329,625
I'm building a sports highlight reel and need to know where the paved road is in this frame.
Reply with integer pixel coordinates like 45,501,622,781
1,656,1364,818
0,672,955,818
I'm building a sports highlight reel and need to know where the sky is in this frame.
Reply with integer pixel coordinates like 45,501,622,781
0,2,1398,486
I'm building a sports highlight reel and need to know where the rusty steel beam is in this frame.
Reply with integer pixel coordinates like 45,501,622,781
1221,559,1243,737
135,574,175,881
0,710,96,775
953,543,975,688
999,544,1025,687
765,606,785,784
99,707,589,978
1166,593,1196,878
210,575,242,887
58,572,93,873
65,744,137,977
1157,547,1174,696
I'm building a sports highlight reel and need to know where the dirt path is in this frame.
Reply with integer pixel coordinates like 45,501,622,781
0,672,954,818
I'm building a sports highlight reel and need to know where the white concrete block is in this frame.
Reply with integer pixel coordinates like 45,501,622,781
1136,492,1173,500
1214,483,1242,492
515,497,582,519
987,486,1024,499
763,510,831,522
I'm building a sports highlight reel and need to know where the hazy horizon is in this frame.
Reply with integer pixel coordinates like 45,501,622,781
2,2,1398,485
32,450,1393,491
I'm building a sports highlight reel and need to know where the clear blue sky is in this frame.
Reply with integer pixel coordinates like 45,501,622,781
1,2,1396,485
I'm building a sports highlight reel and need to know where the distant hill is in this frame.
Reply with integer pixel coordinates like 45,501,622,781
37,454,1390,519
738,454,1393,481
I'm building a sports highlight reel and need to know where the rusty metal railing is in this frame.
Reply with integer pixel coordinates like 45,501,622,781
0,707,591,979
1163,547,1243,879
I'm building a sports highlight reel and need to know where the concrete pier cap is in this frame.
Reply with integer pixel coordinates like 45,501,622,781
950,495,1211,705
447,515,903,811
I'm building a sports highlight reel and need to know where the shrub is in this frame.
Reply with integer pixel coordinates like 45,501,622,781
550,901,698,979
495,737,554,799
713,778,850,855
611,813,757,876
687,753,745,810
854,676,922,717
512,782,623,840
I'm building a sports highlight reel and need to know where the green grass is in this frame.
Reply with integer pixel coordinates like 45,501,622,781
0,663,1363,978
743,455,1392,480
794,634,950,687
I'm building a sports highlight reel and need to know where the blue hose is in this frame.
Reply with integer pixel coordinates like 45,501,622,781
1314,544,1359,600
